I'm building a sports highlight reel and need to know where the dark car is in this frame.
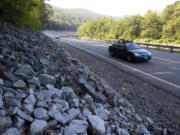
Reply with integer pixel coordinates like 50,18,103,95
108,40,151,62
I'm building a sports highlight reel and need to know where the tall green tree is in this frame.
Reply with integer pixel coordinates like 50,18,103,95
140,10,162,39
162,1,180,40
0,0,52,30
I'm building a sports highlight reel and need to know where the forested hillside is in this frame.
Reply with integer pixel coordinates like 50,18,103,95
78,1,180,44
46,7,106,31
0,0,52,30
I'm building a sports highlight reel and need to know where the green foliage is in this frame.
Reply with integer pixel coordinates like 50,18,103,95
46,7,106,31
0,0,52,30
162,1,180,40
78,1,180,44
140,10,162,39
78,15,143,40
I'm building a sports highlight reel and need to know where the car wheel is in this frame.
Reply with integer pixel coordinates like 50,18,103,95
127,55,133,62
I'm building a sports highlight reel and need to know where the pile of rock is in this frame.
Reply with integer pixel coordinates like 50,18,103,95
0,22,166,135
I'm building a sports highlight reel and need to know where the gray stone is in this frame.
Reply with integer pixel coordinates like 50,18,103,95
28,87,34,94
35,89,62,101
55,100,69,112
69,120,88,134
0,110,6,116
15,93,27,100
0,79,3,85
35,92,45,101
30,119,47,135
94,107,108,120
0,99,4,108
17,109,34,122
66,108,80,122
1,87,18,95
135,124,151,135
84,84,95,94
0,116,12,132
1,128,20,135
23,104,34,114
4,92,14,99
34,107,48,120
116,128,129,135
36,101,49,108
2,71,18,82
6,107,19,116
48,120,58,127
4,99,21,108
97,83,104,92
64,126,77,135
3,80,12,88
0,92,2,99
24,94,36,105
88,115,105,134
13,80,26,88
61,87,76,101
40,58,49,65
14,116,25,128
83,108,92,117
163,128,167,135
28,77,40,87
15,64,34,76
84,84,106,103
83,94,94,104
48,104,66,124
134,114,142,122
70,99,79,108
39,74,56,85
46,84,55,89
78,77,86,85
15,92,27,100
145,117,154,125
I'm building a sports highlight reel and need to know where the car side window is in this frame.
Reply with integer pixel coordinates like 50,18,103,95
114,42,124,49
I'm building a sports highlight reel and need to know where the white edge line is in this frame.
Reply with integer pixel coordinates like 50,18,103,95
61,39,180,90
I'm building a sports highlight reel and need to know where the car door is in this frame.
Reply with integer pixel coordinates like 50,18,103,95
114,42,126,58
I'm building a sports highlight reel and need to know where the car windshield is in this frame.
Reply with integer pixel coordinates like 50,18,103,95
125,42,141,50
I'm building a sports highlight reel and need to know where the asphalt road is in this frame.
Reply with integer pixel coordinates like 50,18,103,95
58,38,180,95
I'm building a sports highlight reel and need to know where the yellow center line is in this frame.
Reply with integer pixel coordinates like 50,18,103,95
153,57,180,64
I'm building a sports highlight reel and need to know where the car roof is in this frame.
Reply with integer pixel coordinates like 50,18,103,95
117,39,133,43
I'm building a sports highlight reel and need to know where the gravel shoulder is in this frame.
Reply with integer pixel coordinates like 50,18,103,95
60,42,180,131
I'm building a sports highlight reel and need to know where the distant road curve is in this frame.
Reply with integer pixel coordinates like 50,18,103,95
58,37,180,99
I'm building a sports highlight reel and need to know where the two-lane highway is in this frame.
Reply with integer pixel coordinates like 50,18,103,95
59,37,180,98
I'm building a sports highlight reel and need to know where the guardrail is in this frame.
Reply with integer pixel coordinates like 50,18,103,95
105,40,180,53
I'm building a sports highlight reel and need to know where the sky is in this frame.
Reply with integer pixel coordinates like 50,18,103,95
46,0,178,17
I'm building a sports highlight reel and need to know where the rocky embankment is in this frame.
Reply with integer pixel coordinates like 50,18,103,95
0,22,173,135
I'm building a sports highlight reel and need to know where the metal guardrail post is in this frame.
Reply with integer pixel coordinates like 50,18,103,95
157,45,160,50
170,46,173,53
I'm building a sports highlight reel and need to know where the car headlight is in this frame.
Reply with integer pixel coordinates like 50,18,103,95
133,53,140,56
147,52,151,55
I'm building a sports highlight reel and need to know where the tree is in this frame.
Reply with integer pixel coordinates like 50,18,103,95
162,1,180,40
78,1,180,44
140,10,162,39
0,0,52,30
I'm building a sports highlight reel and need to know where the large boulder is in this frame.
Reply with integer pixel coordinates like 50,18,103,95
30,119,47,135
88,115,105,134
15,64,34,76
